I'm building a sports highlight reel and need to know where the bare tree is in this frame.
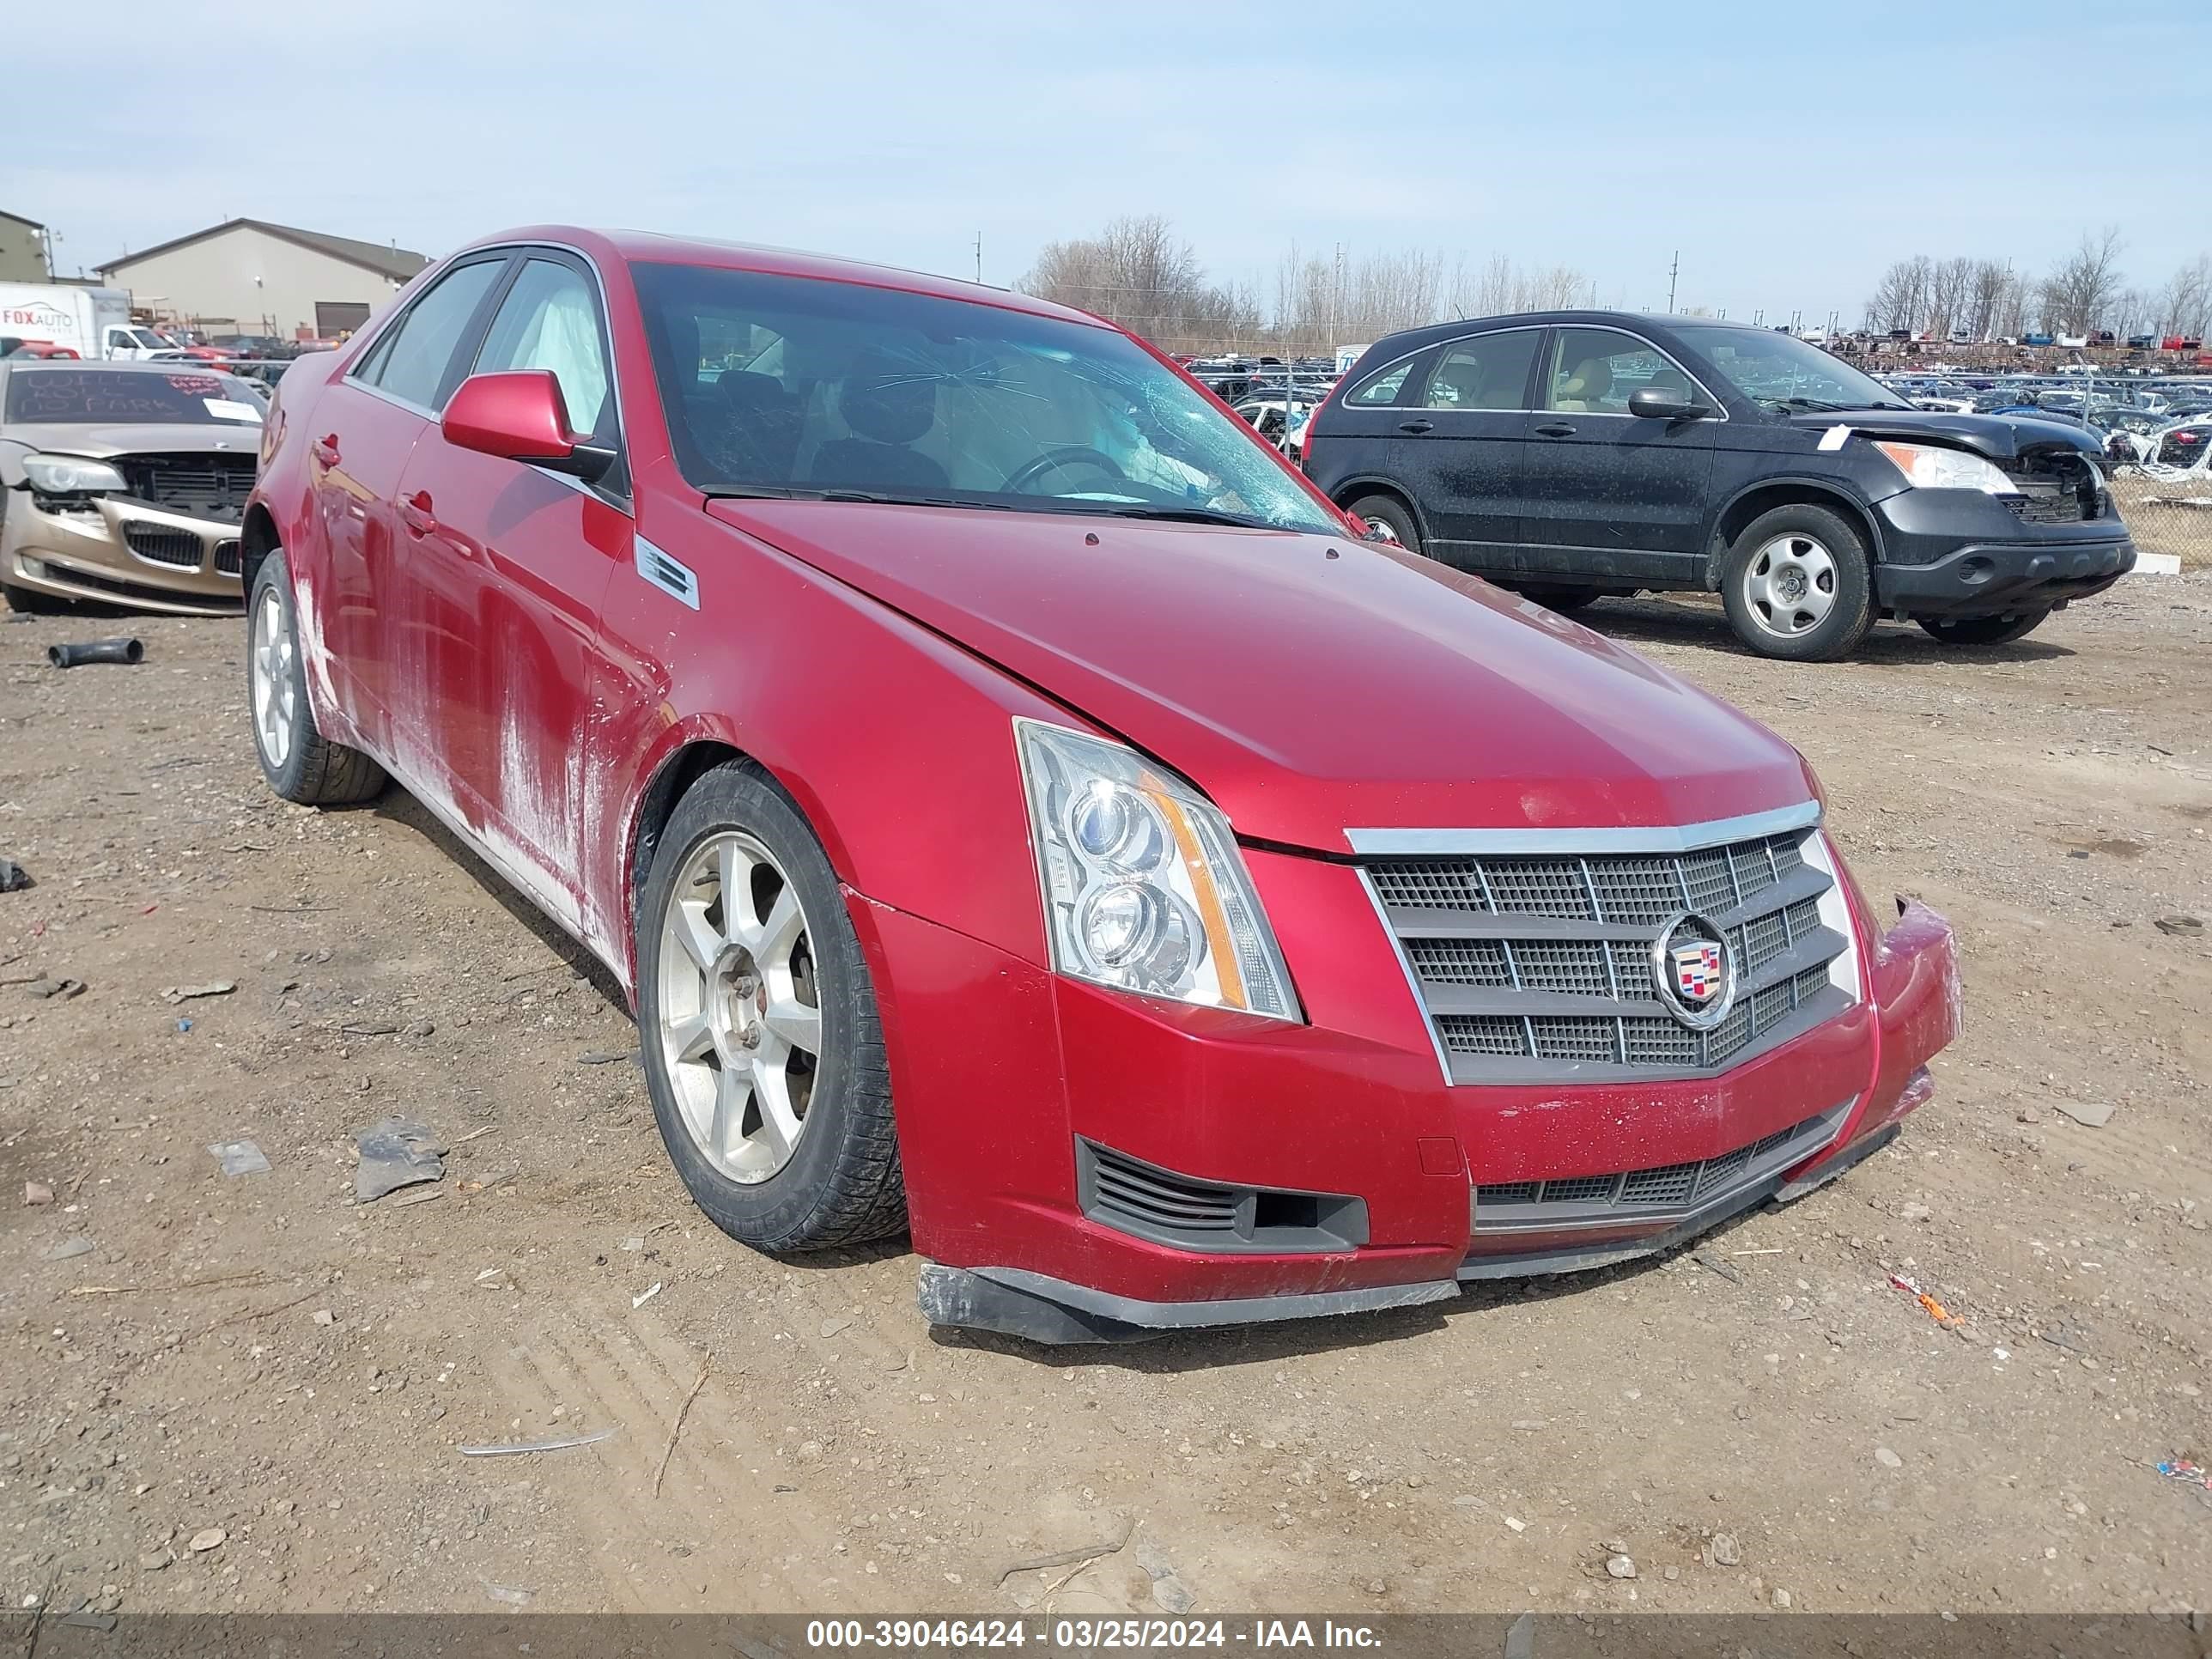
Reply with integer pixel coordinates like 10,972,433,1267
1018,215,1249,351
2160,254,2212,339
2039,226,2126,336
1865,255,1933,333
1966,260,2014,341
1925,257,1975,341
1451,255,1591,319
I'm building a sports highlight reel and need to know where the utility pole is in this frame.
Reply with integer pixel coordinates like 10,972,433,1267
1330,240,1346,356
1668,250,1680,314
973,232,982,285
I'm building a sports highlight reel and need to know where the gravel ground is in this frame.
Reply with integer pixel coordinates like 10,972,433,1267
2,570,2208,1620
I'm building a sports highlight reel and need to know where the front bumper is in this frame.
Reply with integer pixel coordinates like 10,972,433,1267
854,846,1960,1346
1870,488,2135,618
2,494,245,615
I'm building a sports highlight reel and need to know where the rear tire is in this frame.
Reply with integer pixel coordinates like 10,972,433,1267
1720,504,1875,661
635,762,906,1253
246,550,386,805
1517,584,1603,615
1346,493,1422,554
1916,609,2050,647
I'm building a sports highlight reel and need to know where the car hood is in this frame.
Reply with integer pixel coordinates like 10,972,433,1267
707,501,1813,854
1789,406,2100,461
0,422,262,457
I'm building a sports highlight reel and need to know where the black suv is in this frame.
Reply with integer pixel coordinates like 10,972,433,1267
1304,312,2136,659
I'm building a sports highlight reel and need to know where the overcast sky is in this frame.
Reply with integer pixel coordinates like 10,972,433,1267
8,0,2203,325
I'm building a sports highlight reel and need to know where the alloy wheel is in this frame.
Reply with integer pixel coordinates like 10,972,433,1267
250,586,297,769
655,830,823,1184
1741,533,1838,639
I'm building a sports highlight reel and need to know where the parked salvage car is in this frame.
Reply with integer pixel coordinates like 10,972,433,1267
237,228,1960,1343
1306,312,2136,657
0,359,263,614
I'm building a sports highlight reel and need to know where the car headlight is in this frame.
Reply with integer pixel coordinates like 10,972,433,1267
1871,441,2016,495
1016,719,1301,1021
21,455,127,494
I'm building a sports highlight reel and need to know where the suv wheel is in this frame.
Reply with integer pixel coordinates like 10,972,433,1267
1720,504,1875,661
1346,494,1421,554
635,762,906,1252
1917,609,2049,647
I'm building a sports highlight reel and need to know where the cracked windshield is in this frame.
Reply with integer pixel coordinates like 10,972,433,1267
635,262,1337,532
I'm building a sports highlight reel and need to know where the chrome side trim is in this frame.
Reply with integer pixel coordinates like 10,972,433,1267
1356,867,1455,1086
1346,800,1821,858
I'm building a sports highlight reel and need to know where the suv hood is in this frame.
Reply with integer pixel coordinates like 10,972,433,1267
1788,406,2100,462
708,501,1812,854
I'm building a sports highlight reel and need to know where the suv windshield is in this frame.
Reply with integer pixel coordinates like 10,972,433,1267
1674,327,1913,413
633,264,1338,532
3,367,264,425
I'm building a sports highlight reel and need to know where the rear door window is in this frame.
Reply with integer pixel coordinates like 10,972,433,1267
1416,331,1541,410
1345,357,1418,406
357,258,506,411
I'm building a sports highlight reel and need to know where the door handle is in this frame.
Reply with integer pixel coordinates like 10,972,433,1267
1534,422,1577,438
309,434,341,467
1397,418,1434,434
398,490,438,536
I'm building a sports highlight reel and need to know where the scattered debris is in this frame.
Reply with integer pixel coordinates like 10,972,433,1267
577,1049,636,1066
27,977,85,1000
483,1584,533,1607
41,1236,94,1261
653,1352,713,1497
1887,1273,1961,1328
24,1181,52,1206
821,1316,854,1338
994,1518,1137,1587
1875,1446,1904,1469
633,1281,663,1310
472,1267,510,1291
449,1124,497,1147
175,1018,192,1034
161,981,236,1005
353,1115,446,1201
2050,1098,2115,1128
2154,915,2204,938
56,1608,118,1633
2043,1322,2093,1354
186,1528,226,1553
386,1186,444,1210
1504,1516,1527,1533
403,1018,436,1038
1503,1612,1535,1659
1711,1533,1742,1566
340,1021,399,1037
2155,1459,2211,1488
1604,1553,1637,1580
457,1425,617,1457
46,637,144,669
207,1140,271,1177
1692,1251,1742,1285
0,857,30,893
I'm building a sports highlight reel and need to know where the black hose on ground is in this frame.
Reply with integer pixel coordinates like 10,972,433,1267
46,638,143,668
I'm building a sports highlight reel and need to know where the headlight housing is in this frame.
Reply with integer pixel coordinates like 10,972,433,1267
21,455,127,495
1016,719,1301,1022
1871,440,2016,495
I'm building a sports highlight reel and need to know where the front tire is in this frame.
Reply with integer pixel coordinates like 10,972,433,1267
635,762,905,1252
247,551,386,805
1346,493,1422,554
1720,504,1875,661
1917,608,2050,647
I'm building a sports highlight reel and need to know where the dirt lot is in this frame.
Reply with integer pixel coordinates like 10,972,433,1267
3,573,2209,1622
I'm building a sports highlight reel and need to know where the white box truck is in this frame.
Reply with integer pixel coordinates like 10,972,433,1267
0,285,173,359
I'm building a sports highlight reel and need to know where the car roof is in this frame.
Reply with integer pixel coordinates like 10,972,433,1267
1355,308,1781,364
447,226,1112,332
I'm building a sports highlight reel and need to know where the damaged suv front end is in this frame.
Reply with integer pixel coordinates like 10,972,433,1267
0,362,264,615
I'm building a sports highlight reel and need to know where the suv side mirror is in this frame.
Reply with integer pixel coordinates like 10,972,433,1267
1628,386,1711,422
442,370,616,483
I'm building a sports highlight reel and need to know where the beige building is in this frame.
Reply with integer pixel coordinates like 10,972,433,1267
94,218,429,339
0,211,48,283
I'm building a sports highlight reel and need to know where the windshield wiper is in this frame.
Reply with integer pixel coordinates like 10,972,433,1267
701,486,1009,511
1066,502,1279,529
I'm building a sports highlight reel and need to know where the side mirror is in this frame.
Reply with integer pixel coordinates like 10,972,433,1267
1627,386,1711,422
441,370,615,483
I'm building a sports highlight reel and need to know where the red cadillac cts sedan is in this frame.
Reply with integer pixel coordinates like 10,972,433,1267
240,228,1960,1343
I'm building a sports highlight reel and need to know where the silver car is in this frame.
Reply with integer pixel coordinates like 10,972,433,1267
0,359,269,615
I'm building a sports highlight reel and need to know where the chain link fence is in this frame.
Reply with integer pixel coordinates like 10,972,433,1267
2112,471,2212,569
